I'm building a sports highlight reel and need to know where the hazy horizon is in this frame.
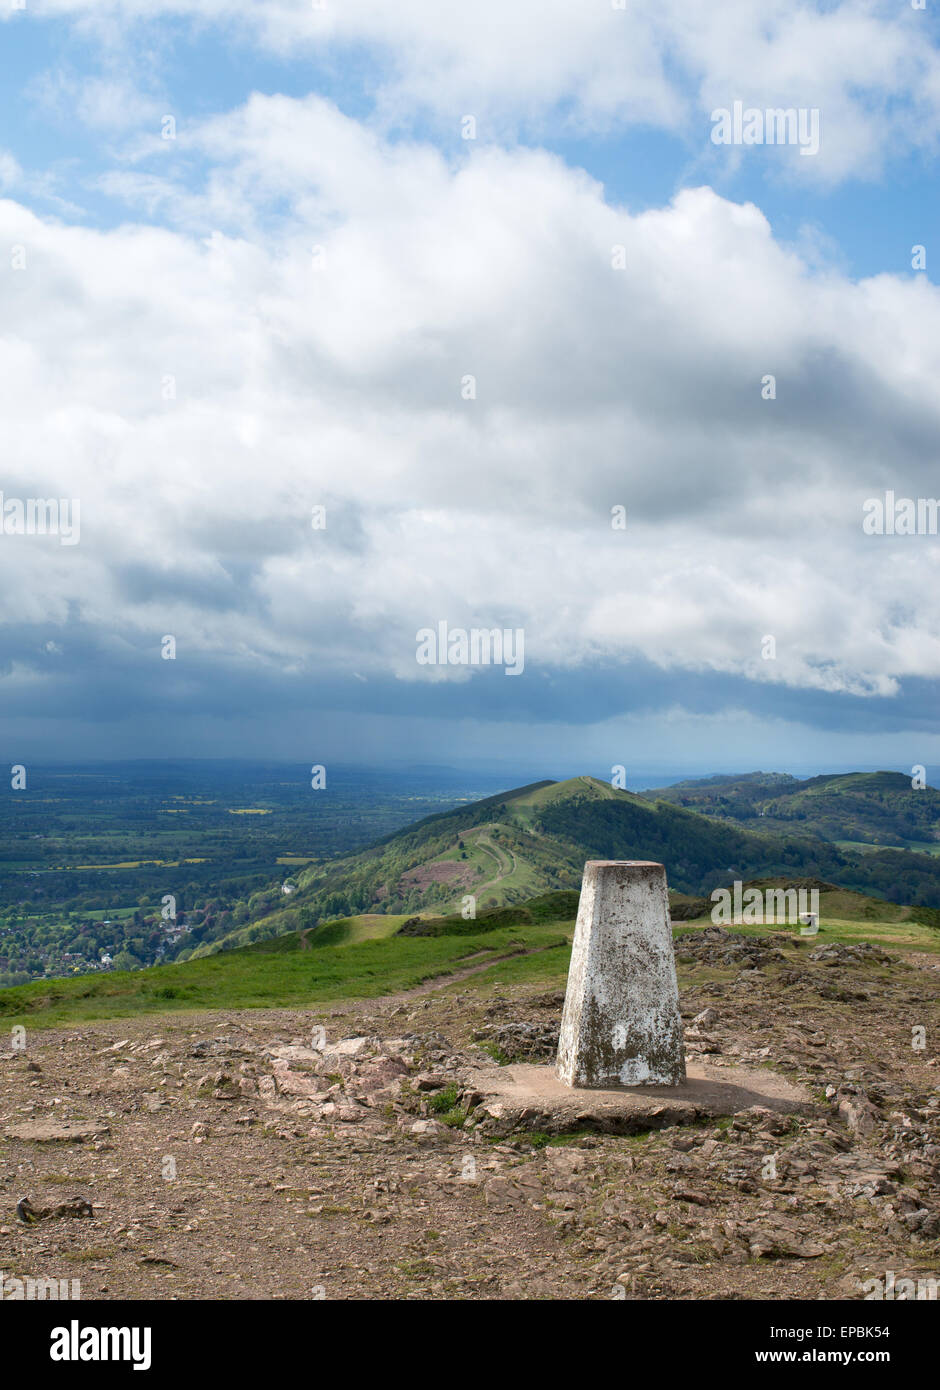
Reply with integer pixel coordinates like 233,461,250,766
5,757,935,797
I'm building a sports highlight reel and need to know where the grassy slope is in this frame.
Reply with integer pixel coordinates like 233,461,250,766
507,775,633,815
0,920,572,1030
193,911,411,958
678,914,940,954
1,878,936,1031
667,876,940,953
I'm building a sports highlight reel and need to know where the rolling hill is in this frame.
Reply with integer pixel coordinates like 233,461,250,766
199,773,940,954
643,770,940,850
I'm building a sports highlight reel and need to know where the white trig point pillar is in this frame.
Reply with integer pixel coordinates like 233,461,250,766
557,860,685,1088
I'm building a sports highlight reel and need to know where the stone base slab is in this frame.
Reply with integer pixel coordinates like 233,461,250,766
466,1060,817,1136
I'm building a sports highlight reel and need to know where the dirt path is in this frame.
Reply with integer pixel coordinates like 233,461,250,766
365,942,566,1011
467,831,518,897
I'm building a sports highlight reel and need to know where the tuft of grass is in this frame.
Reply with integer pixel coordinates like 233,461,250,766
438,1107,468,1128
521,1131,551,1150
428,1083,460,1114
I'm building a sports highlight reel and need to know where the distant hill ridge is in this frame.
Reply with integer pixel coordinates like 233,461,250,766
643,769,940,849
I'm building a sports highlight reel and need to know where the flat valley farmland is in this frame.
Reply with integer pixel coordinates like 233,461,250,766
0,763,506,986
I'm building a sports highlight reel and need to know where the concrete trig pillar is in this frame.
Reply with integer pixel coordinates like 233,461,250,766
557,860,685,1087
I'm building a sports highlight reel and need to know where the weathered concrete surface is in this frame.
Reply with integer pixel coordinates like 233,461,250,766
557,860,685,1088
467,1060,816,1137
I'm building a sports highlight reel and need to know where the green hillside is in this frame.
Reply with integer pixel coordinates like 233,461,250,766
1,876,936,1031
645,770,940,849
674,874,940,928
203,773,940,951
0,916,572,1030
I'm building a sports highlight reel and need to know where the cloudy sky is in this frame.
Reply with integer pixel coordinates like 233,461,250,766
1,1,939,778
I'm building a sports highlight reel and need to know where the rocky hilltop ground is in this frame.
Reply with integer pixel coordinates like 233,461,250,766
1,929,938,1300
